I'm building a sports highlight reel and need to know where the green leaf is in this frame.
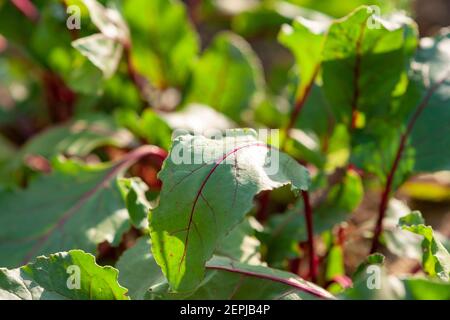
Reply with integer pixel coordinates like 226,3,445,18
287,0,405,18
288,75,334,145
342,253,406,300
352,253,385,279
0,151,150,268
352,30,450,191
232,4,291,37
115,109,172,151
117,239,334,300
325,245,345,281
233,1,330,37
279,15,330,101
0,114,134,185
82,0,129,43
403,278,450,300
406,30,450,173
322,6,417,124
284,123,326,169
72,0,129,78
186,32,265,122
0,135,17,188
122,0,199,87
209,0,259,16
0,134,15,163
216,217,262,265
21,114,133,159
399,211,450,281
0,1,107,95
161,104,236,134
351,119,415,189
183,256,335,300
383,199,422,260
150,129,310,292
342,254,450,300
72,33,123,79
117,218,262,300
0,1,35,44
116,237,166,300
118,177,152,229
0,250,128,300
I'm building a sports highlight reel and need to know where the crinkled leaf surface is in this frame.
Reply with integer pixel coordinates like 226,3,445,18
150,129,310,292
0,250,128,300
399,211,450,281
0,152,149,268
186,32,265,122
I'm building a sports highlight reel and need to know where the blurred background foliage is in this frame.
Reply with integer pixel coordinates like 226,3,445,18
0,0,449,291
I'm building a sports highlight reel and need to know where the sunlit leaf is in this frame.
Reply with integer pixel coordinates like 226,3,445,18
399,211,450,281
186,32,265,122
0,250,128,300
150,129,310,291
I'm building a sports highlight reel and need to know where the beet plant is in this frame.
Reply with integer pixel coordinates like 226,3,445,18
0,0,449,301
